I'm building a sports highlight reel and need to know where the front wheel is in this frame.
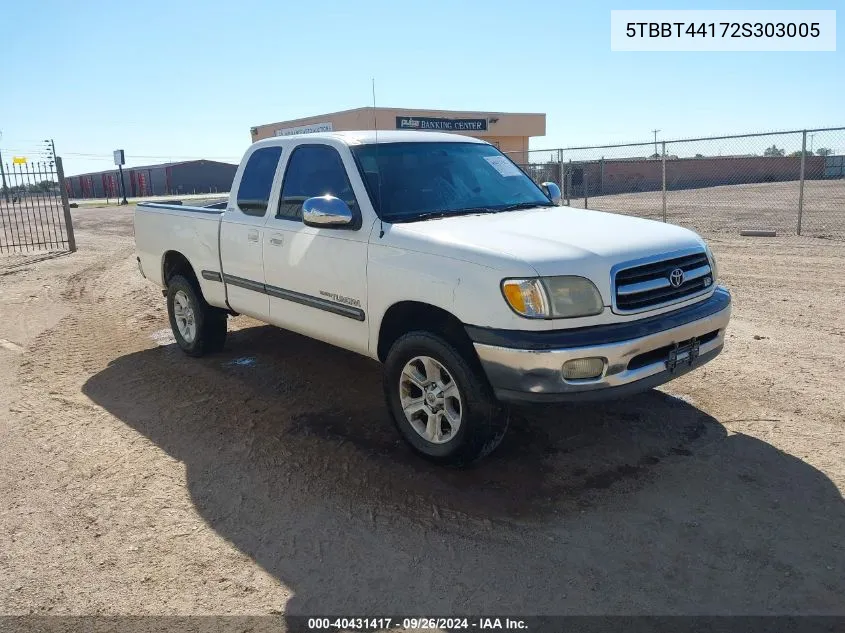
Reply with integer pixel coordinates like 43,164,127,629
166,275,227,357
383,331,508,466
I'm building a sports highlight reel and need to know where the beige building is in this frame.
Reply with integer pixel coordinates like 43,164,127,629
250,107,545,164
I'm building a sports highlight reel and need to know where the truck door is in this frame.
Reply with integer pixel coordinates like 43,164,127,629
219,145,282,321
262,143,370,356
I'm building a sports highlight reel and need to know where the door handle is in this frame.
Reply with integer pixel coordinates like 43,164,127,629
269,234,284,246
247,229,259,243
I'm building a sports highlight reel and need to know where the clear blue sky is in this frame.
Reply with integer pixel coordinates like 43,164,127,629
0,0,841,175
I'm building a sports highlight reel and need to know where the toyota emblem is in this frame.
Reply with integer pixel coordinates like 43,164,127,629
669,268,685,288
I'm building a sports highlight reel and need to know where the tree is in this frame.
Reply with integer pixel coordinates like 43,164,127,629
764,145,785,157
816,147,833,157
789,150,815,158
694,153,704,158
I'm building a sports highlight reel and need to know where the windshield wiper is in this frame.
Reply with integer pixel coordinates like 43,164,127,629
390,203,550,224
497,201,555,211
392,207,495,223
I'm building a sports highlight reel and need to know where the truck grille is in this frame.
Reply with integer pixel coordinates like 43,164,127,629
614,250,713,313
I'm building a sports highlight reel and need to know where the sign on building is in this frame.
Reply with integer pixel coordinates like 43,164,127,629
274,122,334,136
396,116,488,132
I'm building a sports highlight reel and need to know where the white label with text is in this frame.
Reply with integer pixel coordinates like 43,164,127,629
611,10,836,51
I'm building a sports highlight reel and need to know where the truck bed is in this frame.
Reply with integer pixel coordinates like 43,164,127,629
134,203,228,309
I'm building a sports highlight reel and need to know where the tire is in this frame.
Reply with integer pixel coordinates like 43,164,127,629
383,331,508,467
166,274,227,357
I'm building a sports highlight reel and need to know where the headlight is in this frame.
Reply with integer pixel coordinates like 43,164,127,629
502,276,604,319
704,244,719,283
543,276,605,317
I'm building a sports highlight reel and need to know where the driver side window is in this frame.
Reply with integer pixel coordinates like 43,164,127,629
277,145,358,221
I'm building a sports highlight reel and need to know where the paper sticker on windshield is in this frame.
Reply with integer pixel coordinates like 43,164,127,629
483,155,523,177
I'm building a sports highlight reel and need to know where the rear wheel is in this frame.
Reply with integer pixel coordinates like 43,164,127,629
384,331,508,466
166,274,227,357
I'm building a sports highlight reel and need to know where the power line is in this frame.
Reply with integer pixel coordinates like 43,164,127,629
2,148,240,162
59,151,241,160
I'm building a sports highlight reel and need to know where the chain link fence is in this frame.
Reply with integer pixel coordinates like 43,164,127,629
507,127,845,241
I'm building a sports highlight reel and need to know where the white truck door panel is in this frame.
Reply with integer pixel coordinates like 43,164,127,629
219,145,284,320
263,143,370,356
263,225,369,354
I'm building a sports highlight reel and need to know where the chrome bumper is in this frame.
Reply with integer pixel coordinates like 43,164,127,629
471,287,731,403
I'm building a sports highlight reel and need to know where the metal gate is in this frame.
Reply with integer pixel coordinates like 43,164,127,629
0,156,76,254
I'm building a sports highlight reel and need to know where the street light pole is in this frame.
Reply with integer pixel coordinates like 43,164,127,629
118,164,128,205
652,129,661,158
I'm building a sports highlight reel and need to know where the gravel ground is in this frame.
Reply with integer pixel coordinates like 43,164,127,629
0,205,843,625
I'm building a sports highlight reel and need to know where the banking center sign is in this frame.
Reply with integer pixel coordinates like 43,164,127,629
396,116,488,132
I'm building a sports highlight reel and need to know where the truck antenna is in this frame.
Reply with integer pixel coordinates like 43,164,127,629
372,78,384,238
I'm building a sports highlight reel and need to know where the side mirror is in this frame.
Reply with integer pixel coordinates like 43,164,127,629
541,182,562,206
302,195,354,228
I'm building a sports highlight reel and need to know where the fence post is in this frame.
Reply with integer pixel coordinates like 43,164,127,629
797,130,807,236
599,157,604,195
661,141,667,223
566,159,571,206
558,149,564,191
584,166,589,209
56,157,77,252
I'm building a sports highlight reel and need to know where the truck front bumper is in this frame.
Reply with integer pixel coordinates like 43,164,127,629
467,287,731,404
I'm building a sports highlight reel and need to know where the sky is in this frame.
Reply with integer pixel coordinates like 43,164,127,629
0,0,841,176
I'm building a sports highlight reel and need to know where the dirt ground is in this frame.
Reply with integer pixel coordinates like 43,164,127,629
0,205,843,623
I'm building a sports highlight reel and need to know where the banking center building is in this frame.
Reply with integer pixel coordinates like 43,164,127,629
250,107,545,165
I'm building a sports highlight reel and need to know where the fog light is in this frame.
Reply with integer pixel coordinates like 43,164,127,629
561,357,605,380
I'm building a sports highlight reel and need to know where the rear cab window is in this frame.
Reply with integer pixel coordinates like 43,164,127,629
236,146,282,216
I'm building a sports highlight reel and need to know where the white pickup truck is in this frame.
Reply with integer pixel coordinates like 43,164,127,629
135,130,731,465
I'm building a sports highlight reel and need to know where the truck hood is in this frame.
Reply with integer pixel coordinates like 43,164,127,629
389,206,706,301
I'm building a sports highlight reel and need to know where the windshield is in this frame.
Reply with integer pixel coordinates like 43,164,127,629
351,142,553,223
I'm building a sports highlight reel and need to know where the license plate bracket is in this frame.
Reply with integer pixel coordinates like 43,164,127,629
666,337,700,373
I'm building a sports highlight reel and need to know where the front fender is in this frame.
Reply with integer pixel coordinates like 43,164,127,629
366,243,549,359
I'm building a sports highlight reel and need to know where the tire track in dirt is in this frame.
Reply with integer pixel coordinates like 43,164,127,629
5,205,845,616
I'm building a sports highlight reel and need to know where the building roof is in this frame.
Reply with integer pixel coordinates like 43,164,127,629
253,130,487,147
68,159,237,179
252,106,545,131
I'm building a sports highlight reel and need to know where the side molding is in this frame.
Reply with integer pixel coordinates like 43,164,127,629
221,273,365,321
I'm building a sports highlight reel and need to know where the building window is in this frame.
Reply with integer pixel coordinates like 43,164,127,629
236,146,282,216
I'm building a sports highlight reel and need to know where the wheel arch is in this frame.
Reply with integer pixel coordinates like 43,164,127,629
161,250,200,289
376,300,478,364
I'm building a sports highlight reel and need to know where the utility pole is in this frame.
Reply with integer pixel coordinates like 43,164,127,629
652,129,661,158
809,133,815,154
0,130,9,203
43,139,56,166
